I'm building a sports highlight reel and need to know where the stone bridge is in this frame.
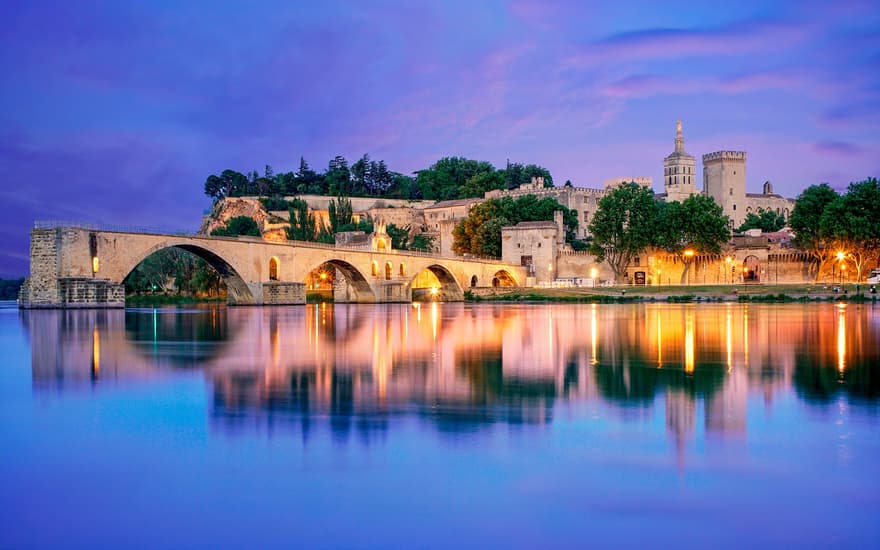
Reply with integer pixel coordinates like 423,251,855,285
19,225,527,308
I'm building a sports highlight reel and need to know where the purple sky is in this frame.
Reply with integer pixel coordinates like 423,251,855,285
1,0,878,277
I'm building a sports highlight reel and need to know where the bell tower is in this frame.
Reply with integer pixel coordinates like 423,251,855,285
663,120,697,202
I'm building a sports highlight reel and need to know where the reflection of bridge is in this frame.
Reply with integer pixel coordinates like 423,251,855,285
19,226,526,307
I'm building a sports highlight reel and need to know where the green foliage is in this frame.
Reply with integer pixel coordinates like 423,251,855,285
655,194,730,284
790,183,840,280
409,233,435,252
124,248,223,296
210,216,261,237
736,210,785,233
0,278,24,300
818,178,880,280
260,196,290,212
286,198,319,241
588,182,660,282
328,197,354,233
453,195,577,257
203,155,551,202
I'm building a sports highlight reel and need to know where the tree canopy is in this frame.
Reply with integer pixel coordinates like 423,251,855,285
818,178,880,281
210,216,261,237
204,155,554,204
789,183,840,281
736,210,785,233
453,195,577,258
587,182,660,283
655,194,731,284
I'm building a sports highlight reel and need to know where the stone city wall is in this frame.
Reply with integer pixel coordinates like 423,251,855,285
261,282,306,305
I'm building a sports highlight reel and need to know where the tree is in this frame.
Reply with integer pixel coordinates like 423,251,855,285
789,183,840,281
325,156,351,196
655,194,730,284
502,162,554,189
588,182,659,283
416,157,496,200
328,196,354,233
386,223,411,250
204,169,249,201
459,170,505,198
736,210,785,233
286,198,319,241
819,178,880,281
453,195,578,257
210,216,261,237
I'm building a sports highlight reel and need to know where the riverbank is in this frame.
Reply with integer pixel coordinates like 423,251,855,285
125,294,225,306
466,283,879,303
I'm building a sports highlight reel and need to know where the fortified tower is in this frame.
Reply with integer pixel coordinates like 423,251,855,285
663,120,697,202
702,150,747,229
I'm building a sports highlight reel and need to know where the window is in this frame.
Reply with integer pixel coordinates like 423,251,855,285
733,204,737,211
269,257,279,281
730,188,733,196
634,257,640,266
399,263,407,276
470,275,478,287
385,262,392,280
371,261,378,277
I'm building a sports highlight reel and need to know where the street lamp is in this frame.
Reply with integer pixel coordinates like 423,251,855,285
684,249,695,286
841,263,847,286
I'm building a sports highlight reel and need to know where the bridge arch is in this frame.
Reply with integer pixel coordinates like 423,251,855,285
305,259,376,302
122,242,255,304
410,264,464,301
492,269,518,287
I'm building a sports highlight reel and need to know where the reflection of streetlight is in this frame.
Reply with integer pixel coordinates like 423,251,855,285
684,249,695,285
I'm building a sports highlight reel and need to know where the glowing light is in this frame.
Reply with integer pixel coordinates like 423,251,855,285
836,251,845,261
684,249,695,258
92,256,99,273
590,304,597,365
726,307,732,371
431,301,439,340
91,326,100,378
430,287,439,296
589,267,598,279
684,309,694,373
656,309,662,368
320,272,327,280
837,304,846,373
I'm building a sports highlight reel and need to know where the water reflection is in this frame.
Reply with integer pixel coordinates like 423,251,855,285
22,303,880,442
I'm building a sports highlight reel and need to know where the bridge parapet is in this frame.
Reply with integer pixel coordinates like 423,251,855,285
21,225,527,308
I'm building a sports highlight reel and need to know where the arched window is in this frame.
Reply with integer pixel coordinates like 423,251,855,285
269,257,279,281
399,263,407,276
385,262,392,280
372,261,378,277
470,275,478,287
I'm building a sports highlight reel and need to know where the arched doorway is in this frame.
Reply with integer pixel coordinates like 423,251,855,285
269,256,279,281
743,255,761,282
385,262,393,280
470,275,478,287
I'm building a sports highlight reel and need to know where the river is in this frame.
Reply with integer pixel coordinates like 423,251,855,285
1,301,878,547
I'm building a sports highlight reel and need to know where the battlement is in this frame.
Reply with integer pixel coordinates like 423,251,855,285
703,150,747,162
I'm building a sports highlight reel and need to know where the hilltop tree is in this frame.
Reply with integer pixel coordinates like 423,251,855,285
204,169,249,201
328,196,354,234
210,216,261,237
789,183,840,281
416,157,496,200
655,194,730,284
588,182,659,283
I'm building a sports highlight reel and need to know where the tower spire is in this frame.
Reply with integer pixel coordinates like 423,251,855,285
675,119,684,153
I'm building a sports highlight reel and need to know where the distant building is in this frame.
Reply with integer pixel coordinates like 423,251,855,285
603,177,652,189
662,120,698,202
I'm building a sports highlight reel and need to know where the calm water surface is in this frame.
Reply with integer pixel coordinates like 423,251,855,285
1,301,879,548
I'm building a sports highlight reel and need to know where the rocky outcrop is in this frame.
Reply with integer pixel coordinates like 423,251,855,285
198,198,276,236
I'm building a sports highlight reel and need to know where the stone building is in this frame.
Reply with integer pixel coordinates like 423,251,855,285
703,150,748,228
662,120,698,202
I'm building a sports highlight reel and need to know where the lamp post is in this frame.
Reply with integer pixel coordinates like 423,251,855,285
684,249,695,286
836,251,845,287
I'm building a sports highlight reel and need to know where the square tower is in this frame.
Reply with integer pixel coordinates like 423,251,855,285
702,151,747,229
